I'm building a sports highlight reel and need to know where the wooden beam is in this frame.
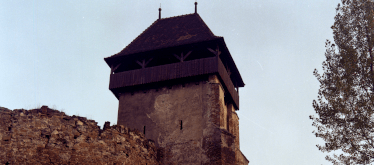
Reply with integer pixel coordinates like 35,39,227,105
111,63,121,74
174,51,192,62
136,60,145,68
173,54,182,61
113,63,121,72
145,58,153,66
226,65,231,76
136,58,153,68
207,45,221,57
183,51,192,61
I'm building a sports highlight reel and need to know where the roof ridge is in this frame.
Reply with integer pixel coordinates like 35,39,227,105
158,13,215,38
108,12,218,59
111,18,161,58
111,13,198,58
159,13,196,20
193,13,215,37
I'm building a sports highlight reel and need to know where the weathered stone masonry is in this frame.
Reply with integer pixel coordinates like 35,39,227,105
117,75,248,164
0,106,160,165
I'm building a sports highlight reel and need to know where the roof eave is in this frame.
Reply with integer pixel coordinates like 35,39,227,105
104,37,221,66
217,37,245,87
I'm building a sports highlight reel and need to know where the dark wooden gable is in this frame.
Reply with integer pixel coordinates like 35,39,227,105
104,13,245,110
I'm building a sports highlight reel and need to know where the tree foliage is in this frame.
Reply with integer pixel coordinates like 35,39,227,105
311,0,374,164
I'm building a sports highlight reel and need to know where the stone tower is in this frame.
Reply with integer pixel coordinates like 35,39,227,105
104,4,248,165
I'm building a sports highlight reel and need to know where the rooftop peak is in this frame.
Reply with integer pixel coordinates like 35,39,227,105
195,1,198,14
158,4,161,20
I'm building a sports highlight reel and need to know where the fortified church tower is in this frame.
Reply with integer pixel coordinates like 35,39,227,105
104,3,248,164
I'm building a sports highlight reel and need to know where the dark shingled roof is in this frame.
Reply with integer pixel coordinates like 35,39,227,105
108,13,219,58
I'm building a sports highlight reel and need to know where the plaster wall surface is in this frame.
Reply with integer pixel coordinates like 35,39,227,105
118,76,209,164
118,78,205,147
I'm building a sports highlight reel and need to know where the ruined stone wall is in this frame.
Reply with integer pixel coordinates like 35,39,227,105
0,106,160,165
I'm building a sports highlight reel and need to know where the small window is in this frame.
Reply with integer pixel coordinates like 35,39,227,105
180,120,183,130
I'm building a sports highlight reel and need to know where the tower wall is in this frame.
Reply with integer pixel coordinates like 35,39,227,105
117,74,244,164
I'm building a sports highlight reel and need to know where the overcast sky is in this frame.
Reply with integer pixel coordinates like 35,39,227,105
1,0,341,164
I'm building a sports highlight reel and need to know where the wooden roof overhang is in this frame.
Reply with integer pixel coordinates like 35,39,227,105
105,38,244,110
104,37,244,87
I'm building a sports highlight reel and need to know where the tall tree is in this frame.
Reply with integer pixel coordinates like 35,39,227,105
311,0,374,164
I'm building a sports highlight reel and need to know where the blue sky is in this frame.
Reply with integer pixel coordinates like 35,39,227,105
1,0,341,164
